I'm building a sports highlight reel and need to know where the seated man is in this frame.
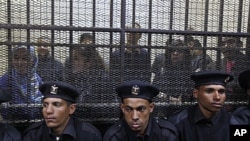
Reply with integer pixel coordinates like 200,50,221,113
110,23,151,85
36,36,64,81
168,70,234,141
103,80,177,141
22,81,102,141
0,88,22,141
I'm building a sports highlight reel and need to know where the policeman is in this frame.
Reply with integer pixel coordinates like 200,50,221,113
168,71,234,141
22,81,102,141
230,68,250,125
103,80,177,141
0,88,22,141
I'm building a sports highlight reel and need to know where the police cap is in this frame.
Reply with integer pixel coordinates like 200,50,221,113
39,81,80,103
0,88,11,103
115,80,159,101
238,68,250,89
191,70,234,87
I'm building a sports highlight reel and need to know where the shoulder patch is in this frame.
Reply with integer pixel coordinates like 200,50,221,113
168,107,189,125
155,119,177,132
23,121,43,135
103,121,122,140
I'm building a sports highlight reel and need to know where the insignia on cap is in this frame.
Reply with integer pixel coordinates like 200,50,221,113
224,76,230,83
50,85,58,94
131,85,140,95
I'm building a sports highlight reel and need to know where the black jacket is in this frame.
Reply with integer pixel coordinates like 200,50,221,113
103,117,178,141
22,117,102,141
0,123,21,141
168,105,230,141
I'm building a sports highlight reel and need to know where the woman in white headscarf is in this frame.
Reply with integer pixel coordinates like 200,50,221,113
0,45,43,120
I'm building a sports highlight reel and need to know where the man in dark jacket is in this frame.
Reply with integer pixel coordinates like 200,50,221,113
103,80,178,141
168,71,234,141
0,88,22,141
36,36,64,81
22,81,102,141
230,68,250,125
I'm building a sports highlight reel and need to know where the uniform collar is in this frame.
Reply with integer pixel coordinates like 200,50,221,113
123,116,152,138
194,105,222,125
49,117,77,140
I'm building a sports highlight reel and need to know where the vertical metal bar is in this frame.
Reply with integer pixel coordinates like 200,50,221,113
202,0,209,70
184,0,189,31
110,0,114,45
132,0,136,24
51,0,55,60
168,0,174,42
7,0,12,100
215,0,224,70
237,0,243,33
26,0,31,103
169,0,174,30
120,0,126,82
93,0,96,43
237,0,243,46
148,0,152,46
26,0,30,44
184,0,189,46
69,0,73,43
109,0,114,68
246,1,250,66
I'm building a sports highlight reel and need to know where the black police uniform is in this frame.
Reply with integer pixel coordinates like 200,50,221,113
103,117,177,141
168,71,234,141
230,68,250,125
0,88,22,141
103,80,178,141
22,117,102,141
0,123,22,141
168,105,230,141
22,81,102,141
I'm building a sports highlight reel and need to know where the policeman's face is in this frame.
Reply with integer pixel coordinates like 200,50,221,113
42,98,76,131
121,98,154,134
12,48,33,75
193,85,226,117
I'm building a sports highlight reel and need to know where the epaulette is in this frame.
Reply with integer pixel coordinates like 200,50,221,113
155,118,177,133
23,121,43,135
103,121,122,140
167,107,191,125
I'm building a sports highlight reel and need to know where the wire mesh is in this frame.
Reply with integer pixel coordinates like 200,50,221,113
0,0,250,134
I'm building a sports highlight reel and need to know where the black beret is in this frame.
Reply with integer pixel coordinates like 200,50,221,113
238,69,250,89
0,88,11,103
39,81,80,103
116,80,159,101
191,71,234,87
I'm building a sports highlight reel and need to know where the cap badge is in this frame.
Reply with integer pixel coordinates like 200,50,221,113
131,85,140,95
224,76,230,83
50,85,58,94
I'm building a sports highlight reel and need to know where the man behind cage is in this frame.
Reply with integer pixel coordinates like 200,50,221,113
0,88,22,141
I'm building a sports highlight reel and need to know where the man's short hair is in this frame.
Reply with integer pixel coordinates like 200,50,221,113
79,33,93,43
